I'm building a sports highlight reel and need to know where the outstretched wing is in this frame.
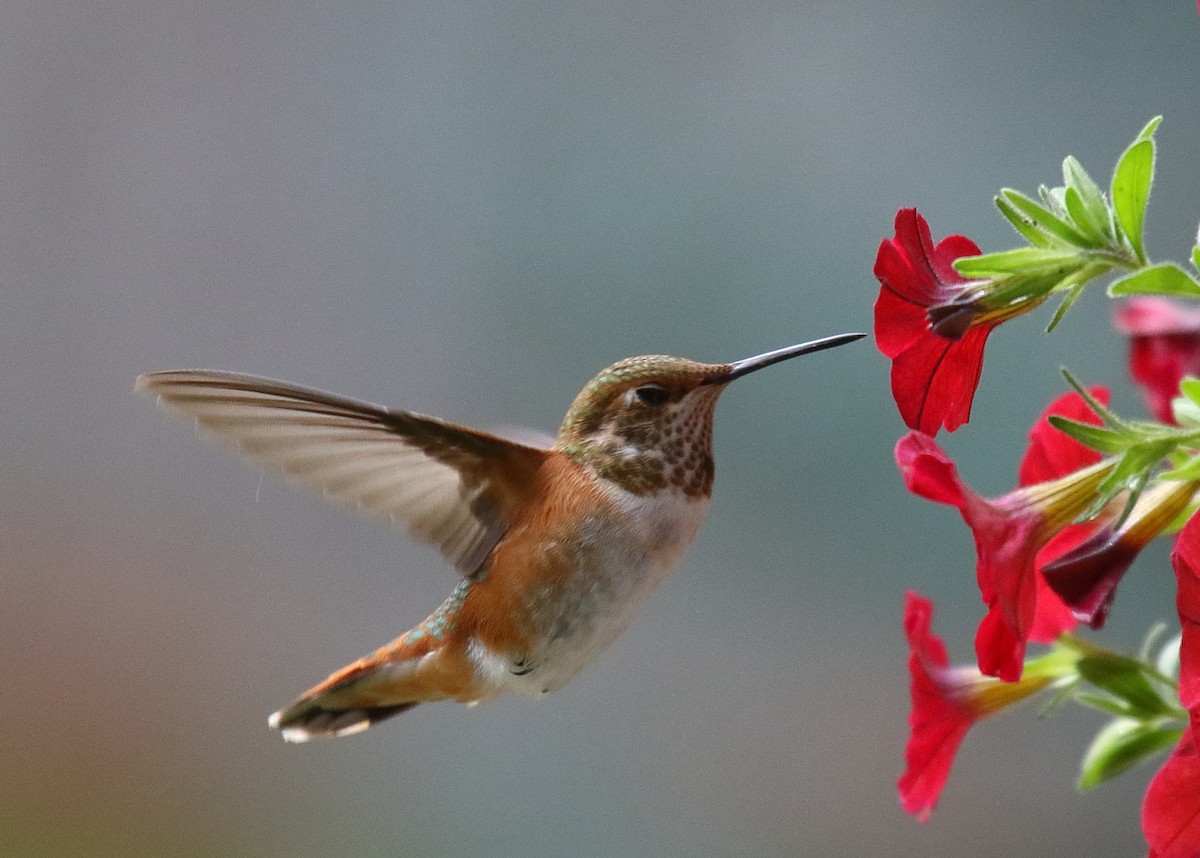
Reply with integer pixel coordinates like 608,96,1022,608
136,370,551,576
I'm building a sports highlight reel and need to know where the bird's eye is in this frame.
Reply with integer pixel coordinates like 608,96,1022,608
633,384,670,406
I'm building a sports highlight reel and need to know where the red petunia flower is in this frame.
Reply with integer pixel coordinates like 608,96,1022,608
1143,513,1200,857
1172,511,1200,732
1042,479,1199,629
898,592,1054,821
1018,389,1115,640
895,390,1114,680
1143,728,1200,858
874,208,1045,436
1113,297,1200,424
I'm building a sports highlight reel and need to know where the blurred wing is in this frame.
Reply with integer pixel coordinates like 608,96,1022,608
136,370,551,576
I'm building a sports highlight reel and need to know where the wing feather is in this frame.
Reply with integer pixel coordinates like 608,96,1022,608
136,370,550,575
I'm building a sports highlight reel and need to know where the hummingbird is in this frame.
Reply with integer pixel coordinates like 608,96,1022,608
136,332,862,741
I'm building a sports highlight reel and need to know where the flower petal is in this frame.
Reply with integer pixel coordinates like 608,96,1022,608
873,208,988,436
898,592,975,822
1143,727,1200,858
1017,388,1110,486
891,325,992,435
1114,298,1200,424
895,431,970,509
1027,525,1091,642
1173,513,1200,727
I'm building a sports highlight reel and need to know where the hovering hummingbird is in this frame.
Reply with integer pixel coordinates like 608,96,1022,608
136,332,862,741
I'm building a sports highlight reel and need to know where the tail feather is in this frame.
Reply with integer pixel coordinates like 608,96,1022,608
268,641,483,742
269,654,426,742
269,697,416,743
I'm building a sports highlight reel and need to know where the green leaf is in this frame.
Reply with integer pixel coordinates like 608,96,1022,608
1111,138,1154,264
1180,377,1200,406
1135,115,1164,142
1062,156,1113,245
1074,692,1137,719
1191,245,1200,273
1109,263,1200,298
1046,282,1087,333
1000,188,1092,247
1043,261,1116,333
1060,367,1126,427
1078,718,1183,790
1047,416,1128,454
1162,453,1200,482
1076,655,1175,718
995,193,1059,248
1040,184,1070,218
1063,188,1109,247
1088,440,1177,525
1156,633,1182,682
953,247,1083,277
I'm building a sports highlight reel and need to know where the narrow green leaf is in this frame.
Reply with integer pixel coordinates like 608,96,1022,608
1076,655,1174,718
1109,263,1200,298
1161,454,1200,482
1090,441,1176,525
1155,632,1182,682
1074,692,1136,719
1040,184,1070,218
995,194,1058,248
1170,400,1200,430
1064,187,1110,247
1191,245,1200,273
1001,188,1091,247
1046,282,1087,333
1139,622,1170,664
1078,718,1183,790
1172,377,1200,428
1060,367,1126,427
1180,377,1200,405
1111,138,1154,264
1047,417,1128,454
1063,156,1113,244
1136,115,1164,142
953,247,1083,277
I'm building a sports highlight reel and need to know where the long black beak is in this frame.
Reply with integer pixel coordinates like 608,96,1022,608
700,332,865,385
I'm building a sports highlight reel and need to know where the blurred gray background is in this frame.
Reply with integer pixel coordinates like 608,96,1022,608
6,2,1200,856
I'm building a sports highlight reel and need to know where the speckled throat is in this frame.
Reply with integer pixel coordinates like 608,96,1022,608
561,386,721,498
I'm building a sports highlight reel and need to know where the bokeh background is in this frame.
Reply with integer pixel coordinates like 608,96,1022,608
6,2,1200,855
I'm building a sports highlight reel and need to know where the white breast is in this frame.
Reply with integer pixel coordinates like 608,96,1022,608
470,486,710,696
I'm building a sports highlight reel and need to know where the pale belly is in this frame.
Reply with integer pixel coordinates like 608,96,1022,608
468,489,710,696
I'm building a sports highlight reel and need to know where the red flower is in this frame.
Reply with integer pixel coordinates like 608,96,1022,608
1143,728,1200,858
895,390,1113,680
1018,390,1115,639
1114,297,1200,424
1142,514,1200,857
874,209,1046,436
874,209,985,435
1172,511,1200,732
1042,479,1199,629
898,592,1053,821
